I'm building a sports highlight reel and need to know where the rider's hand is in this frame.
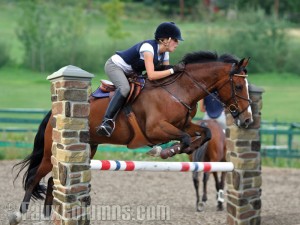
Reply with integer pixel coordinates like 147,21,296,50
173,62,185,73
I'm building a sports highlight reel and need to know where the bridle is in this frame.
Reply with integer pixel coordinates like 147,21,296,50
217,64,252,118
167,63,252,119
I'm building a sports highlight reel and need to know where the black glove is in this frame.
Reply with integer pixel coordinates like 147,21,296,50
173,62,185,73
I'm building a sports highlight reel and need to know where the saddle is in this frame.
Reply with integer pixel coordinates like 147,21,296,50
91,76,152,149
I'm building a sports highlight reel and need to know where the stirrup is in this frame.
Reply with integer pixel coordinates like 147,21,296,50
97,119,116,137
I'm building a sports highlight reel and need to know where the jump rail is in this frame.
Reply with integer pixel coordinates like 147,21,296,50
90,160,234,172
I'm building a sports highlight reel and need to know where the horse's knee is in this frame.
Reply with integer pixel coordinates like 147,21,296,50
181,134,191,149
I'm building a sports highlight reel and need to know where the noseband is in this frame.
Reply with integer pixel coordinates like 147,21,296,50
183,63,252,119
156,63,252,120
219,64,252,118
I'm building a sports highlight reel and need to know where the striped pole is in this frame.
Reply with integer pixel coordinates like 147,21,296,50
90,160,234,172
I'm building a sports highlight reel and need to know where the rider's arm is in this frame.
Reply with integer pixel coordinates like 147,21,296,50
143,52,173,81
199,99,206,112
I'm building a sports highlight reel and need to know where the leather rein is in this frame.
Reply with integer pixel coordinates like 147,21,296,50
159,63,252,120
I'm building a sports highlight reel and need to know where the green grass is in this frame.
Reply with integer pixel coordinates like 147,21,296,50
262,157,300,168
248,73,300,122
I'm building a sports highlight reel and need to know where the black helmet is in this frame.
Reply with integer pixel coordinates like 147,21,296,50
154,22,184,41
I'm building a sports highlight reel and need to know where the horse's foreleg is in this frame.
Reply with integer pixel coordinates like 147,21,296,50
147,121,191,158
147,121,211,159
216,172,226,211
183,122,211,152
213,172,224,211
192,171,202,212
202,172,209,203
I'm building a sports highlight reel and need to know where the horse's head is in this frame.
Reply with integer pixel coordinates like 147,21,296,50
217,57,253,128
177,51,253,128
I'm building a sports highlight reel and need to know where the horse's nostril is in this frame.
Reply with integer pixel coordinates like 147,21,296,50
245,118,253,126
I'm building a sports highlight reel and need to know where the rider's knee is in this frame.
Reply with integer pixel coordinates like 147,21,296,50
119,85,130,97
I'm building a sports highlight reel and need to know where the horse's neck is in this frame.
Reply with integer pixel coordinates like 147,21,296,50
185,64,219,98
186,63,229,94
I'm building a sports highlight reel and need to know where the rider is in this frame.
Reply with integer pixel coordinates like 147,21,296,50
199,91,226,130
96,22,185,137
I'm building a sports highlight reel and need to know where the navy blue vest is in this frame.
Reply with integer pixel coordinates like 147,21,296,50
204,92,224,118
116,40,165,73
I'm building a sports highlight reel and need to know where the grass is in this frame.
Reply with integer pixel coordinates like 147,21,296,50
248,73,300,122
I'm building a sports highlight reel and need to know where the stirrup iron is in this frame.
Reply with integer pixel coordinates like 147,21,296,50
98,119,116,137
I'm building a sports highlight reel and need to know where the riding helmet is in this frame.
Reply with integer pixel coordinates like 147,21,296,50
154,22,184,41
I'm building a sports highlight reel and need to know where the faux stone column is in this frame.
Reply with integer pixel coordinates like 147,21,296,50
226,84,264,225
47,65,94,225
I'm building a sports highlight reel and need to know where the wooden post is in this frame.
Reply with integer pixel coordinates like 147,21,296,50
47,65,94,225
226,84,264,225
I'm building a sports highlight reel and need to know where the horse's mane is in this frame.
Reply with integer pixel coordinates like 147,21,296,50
181,51,239,64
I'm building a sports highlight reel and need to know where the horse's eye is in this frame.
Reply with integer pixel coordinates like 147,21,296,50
235,84,243,91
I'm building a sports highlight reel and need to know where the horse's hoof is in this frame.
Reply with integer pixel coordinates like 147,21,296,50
146,146,162,157
8,211,22,225
197,202,205,212
217,203,224,211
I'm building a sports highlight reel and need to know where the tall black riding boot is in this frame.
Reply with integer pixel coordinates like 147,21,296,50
96,89,127,137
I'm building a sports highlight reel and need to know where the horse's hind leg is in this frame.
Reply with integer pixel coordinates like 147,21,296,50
9,160,52,225
43,177,54,218
20,158,52,214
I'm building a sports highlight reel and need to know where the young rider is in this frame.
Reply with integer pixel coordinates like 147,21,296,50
97,22,185,137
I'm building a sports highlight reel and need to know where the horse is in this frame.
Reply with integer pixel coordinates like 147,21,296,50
189,119,227,212
12,51,252,224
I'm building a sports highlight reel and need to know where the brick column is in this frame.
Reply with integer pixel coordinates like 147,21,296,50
47,65,94,225
226,84,264,225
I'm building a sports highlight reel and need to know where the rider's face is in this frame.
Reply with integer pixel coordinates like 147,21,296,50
167,38,179,52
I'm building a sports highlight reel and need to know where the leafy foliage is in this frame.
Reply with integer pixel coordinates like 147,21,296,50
16,0,92,72
222,9,289,73
102,0,129,42
0,41,10,68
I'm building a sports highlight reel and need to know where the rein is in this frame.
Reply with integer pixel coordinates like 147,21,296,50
218,70,252,118
183,63,252,118
152,62,252,124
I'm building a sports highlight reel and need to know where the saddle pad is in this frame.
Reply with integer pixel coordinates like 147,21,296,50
91,87,110,98
91,77,146,99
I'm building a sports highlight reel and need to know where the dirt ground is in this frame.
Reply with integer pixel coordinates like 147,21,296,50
1,160,300,225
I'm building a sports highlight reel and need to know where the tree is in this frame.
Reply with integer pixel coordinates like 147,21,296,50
102,0,129,47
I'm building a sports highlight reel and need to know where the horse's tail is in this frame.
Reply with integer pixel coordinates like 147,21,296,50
13,110,52,200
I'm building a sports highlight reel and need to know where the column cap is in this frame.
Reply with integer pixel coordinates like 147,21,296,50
47,65,94,81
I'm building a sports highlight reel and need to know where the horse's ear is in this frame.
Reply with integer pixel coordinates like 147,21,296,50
242,57,251,67
238,58,245,68
239,57,250,68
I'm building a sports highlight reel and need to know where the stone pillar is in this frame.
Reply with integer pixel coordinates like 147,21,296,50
226,84,264,225
47,65,94,225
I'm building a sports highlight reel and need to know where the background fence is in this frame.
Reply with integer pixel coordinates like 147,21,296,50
1,108,299,162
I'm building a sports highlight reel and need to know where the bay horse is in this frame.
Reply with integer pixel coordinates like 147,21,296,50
189,119,227,212
12,51,252,224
